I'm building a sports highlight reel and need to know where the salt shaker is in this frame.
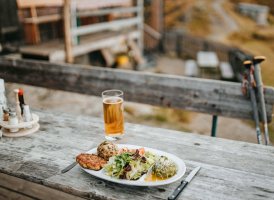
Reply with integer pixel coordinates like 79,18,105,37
23,104,33,128
9,111,19,133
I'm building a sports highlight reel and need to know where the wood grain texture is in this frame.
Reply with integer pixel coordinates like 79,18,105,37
0,57,273,122
0,173,85,200
0,187,34,200
0,111,274,199
64,0,73,63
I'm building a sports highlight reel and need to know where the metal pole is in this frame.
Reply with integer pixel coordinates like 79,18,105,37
243,61,263,144
211,115,218,137
253,56,269,145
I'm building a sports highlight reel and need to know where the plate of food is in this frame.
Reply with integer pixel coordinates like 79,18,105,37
76,141,186,186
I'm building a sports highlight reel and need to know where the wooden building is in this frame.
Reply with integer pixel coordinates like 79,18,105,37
16,0,144,66
237,3,269,25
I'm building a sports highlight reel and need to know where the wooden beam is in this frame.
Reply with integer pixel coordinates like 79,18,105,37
151,0,164,34
0,58,273,122
0,173,84,200
127,39,145,65
16,0,63,9
101,48,115,67
72,17,141,37
72,30,140,57
144,24,162,40
77,6,140,17
64,0,74,63
23,14,62,24
29,6,40,44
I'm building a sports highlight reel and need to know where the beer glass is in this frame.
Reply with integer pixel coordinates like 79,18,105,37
102,90,124,140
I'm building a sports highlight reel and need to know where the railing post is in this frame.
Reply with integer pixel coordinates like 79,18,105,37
211,115,218,137
64,0,74,63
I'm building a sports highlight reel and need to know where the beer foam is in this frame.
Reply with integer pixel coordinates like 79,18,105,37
103,96,123,104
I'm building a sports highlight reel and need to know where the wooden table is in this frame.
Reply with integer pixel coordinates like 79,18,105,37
1,111,274,200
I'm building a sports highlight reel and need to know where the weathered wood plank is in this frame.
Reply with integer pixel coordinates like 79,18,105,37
0,173,85,200
0,187,34,200
72,30,140,57
0,58,273,122
0,111,274,200
64,0,74,63
72,17,141,37
23,14,62,24
77,6,140,18
17,0,63,8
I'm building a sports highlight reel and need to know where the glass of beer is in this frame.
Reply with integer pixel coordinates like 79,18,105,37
102,90,124,140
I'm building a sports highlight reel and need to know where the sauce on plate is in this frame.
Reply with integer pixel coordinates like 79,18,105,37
145,173,168,182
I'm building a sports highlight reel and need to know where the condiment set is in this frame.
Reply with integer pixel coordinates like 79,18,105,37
0,79,40,137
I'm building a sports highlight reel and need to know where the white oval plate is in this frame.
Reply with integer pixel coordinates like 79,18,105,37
80,144,186,186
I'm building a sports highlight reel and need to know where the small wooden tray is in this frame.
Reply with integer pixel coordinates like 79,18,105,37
0,114,40,137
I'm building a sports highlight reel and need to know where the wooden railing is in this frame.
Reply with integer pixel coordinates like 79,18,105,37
64,0,144,63
0,57,273,123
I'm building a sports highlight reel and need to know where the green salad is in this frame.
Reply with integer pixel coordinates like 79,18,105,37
104,149,157,180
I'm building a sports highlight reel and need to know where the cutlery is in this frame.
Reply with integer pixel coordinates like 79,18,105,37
61,161,78,173
61,145,95,173
168,166,201,200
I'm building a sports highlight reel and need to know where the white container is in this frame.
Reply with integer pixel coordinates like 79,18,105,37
0,108,3,121
0,79,7,111
23,105,33,128
9,112,19,132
